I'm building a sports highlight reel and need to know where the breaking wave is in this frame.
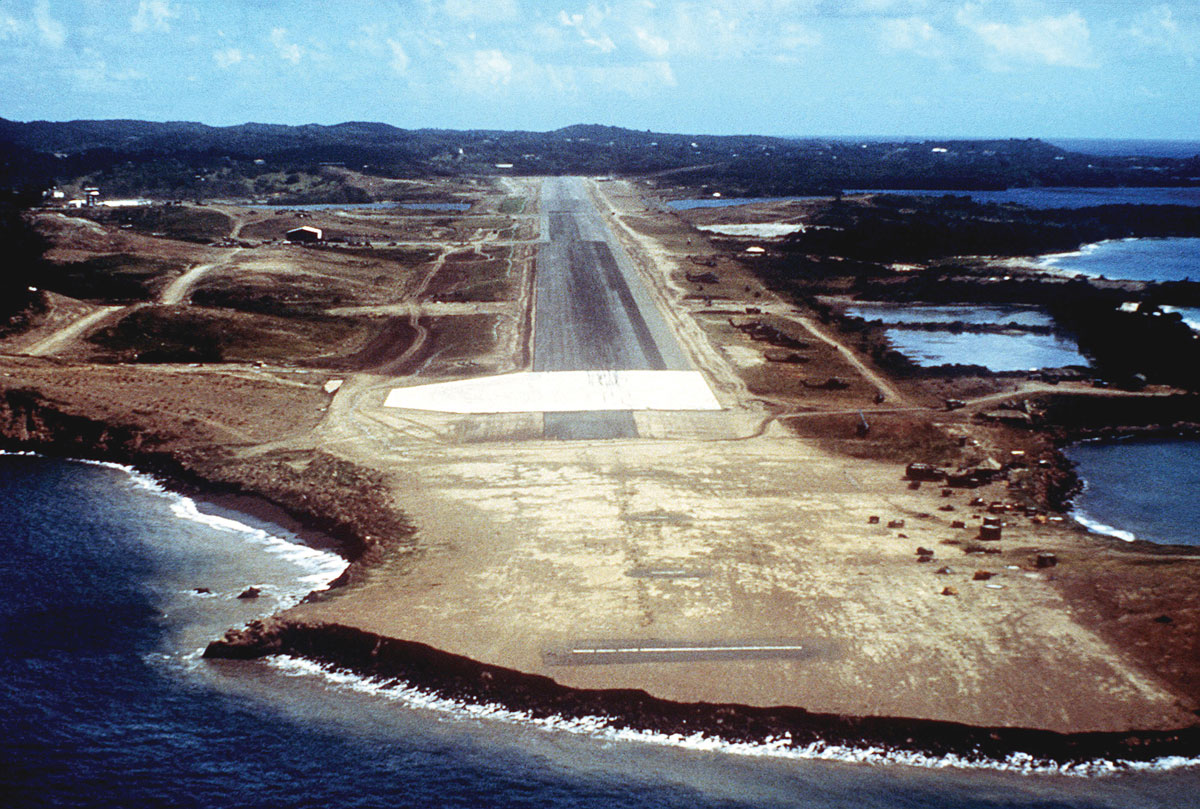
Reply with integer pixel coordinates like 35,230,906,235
1,450,347,592
263,655,1200,777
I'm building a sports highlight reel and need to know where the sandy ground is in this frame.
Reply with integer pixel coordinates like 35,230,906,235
6,180,1199,737
285,179,1195,733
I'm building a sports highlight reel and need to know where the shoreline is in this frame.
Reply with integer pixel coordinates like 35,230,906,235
3,392,1200,770
202,617,1200,770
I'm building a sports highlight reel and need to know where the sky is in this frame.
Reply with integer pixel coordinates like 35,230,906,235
0,0,1197,139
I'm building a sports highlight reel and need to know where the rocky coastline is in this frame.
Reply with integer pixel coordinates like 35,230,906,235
0,386,412,586
202,616,1200,768
4,383,1199,769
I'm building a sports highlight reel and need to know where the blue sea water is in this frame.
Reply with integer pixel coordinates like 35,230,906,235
2,454,1199,808
1046,140,1200,160
1065,439,1200,547
1038,238,1200,283
841,303,1085,369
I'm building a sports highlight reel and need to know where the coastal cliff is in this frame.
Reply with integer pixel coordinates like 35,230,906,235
203,616,1200,768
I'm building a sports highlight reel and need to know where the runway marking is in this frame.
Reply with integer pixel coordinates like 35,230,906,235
383,370,721,414
544,640,812,665
569,644,805,655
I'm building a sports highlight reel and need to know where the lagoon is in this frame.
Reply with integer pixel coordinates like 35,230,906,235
846,303,1055,329
885,330,1088,371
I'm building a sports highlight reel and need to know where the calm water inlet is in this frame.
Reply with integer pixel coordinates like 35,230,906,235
1065,439,1200,546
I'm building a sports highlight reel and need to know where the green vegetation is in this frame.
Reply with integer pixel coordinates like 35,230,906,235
499,196,526,214
87,306,365,364
0,200,47,325
780,195,1200,262
41,254,181,302
87,205,232,243
3,119,1197,199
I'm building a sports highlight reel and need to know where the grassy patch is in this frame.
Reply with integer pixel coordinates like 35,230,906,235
89,206,232,243
40,254,183,303
785,412,963,465
425,249,511,302
499,196,526,214
86,305,366,364
414,315,500,376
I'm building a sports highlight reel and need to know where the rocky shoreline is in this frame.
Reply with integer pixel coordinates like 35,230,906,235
4,384,1199,769
0,386,411,585
203,616,1200,768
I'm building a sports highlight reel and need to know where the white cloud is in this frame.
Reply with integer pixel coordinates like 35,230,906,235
634,27,669,58
598,59,677,92
454,49,514,91
558,8,616,54
443,0,518,22
830,0,930,16
33,0,65,48
538,59,678,98
386,38,410,74
957,6,1097,69
879,16,939,53
213,47,243,69
1129,5,1198,66
270,27,303,64
0,13,21,41
631,2,819,61
68,49,145,88
131,0,177,34
779,22,821,51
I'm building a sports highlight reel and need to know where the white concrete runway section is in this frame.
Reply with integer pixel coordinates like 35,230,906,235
383,370,721,414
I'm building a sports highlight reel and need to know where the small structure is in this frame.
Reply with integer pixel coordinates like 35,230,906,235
286,225,323,243
980,517,1003,541
1035,553,1058,569
905,462,946,482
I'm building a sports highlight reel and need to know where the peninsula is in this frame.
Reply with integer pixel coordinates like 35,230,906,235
3,122,1199,767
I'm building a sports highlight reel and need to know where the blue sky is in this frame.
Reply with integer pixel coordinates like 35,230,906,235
1,0,1197,138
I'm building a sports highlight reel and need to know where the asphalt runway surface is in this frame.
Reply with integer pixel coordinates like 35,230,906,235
534,177,691,438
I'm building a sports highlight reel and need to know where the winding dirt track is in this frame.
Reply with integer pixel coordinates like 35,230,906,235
293,177,1198,738
160,248,244,305
22,305,124,357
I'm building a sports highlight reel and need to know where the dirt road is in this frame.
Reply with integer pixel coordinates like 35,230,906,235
160,248,244,305
293,178,1197,736
21,305,124,358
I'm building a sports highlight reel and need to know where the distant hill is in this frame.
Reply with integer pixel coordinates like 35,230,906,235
1,118,1197,199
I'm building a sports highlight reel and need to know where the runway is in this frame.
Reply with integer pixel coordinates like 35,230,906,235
383,177,715,437
533,177,693,438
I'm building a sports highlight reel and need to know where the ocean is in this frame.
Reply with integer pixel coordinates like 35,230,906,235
2,454,1198,808
1037,237,1200,283
1065,439,1200,547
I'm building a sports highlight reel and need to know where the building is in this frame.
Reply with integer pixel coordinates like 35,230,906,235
285,226,323,243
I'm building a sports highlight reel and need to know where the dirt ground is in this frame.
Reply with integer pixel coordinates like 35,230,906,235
4,178,1199,738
